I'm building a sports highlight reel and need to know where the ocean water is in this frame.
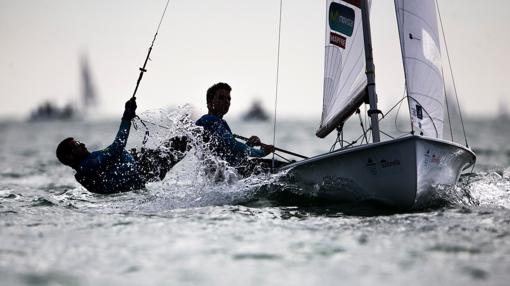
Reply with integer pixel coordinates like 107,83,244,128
1,113,509,286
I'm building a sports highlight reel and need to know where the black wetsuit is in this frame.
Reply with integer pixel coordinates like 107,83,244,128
74,120,176,194
195,114,265,166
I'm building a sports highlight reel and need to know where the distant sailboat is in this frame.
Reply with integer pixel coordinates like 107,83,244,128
28,54,98,121
279,0,476,209
80,54,98,114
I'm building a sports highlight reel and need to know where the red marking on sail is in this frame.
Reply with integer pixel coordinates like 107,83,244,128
342,0,361,8
330,32,346,49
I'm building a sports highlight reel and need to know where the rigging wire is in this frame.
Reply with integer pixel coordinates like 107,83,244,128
330,125,347,152
331,95,410,152
330,132,340,152
443,78,455,141
394,89,409,134
407,96,441,137
131,0,171,99
435,0,469,147
357,109,369,144
129,0,171,145
136,117,171,130
379,130,395,139
273,152,292,163
363,103,368,134
133,116,302,162
270,0,284,171
434,1,454,142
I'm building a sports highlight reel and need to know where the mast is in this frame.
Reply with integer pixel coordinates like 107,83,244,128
360,0,380,143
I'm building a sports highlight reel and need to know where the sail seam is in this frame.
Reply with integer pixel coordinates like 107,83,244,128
329,47,343,114
404,57,442,75
324,17,365,125
407,92,444,108
332,22,364,108
331,52,364,118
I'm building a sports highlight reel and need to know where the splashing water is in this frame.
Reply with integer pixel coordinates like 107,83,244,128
406,167,510,211
128,106,288,212
465,168,510,209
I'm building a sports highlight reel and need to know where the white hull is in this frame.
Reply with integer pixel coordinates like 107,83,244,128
279,136,476,209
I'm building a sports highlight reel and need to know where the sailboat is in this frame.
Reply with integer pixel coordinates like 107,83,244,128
28,54,98,121
278,0,476,209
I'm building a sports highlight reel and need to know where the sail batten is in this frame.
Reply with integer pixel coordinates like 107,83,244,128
395,0,445,138
317,0,368,138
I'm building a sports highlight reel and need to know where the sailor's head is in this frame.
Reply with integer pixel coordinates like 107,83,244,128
56,137,89,168
207,82,231,117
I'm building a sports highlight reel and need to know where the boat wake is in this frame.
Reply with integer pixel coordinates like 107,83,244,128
462,168,510,209
412,168,510,211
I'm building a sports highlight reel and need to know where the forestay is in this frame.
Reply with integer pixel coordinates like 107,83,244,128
317,0,368,138
395,0,445,138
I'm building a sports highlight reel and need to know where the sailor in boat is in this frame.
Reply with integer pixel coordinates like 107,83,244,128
195,82,276,176
55,97,188,194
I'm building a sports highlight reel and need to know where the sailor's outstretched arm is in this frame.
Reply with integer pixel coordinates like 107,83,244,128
196,115,267,158
218,127,266,157
105,119,132,155
97,98,137,163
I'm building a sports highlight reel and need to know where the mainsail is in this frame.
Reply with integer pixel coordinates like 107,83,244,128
395,0,445,138
317,0,368,138
80,54,98,112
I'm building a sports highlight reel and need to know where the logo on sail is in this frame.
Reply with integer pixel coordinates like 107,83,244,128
416,105,423,120
329,2,355,37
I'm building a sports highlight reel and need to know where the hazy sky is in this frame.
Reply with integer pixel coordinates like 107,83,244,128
1,0,509,120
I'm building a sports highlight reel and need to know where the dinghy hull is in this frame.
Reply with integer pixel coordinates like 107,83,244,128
279,136,476,209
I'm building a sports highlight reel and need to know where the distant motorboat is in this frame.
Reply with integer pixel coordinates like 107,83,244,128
242,100,269,121
28,102,77,121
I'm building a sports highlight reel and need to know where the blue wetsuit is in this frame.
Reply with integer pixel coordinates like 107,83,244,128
196,114,265,166
75,120,145,194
